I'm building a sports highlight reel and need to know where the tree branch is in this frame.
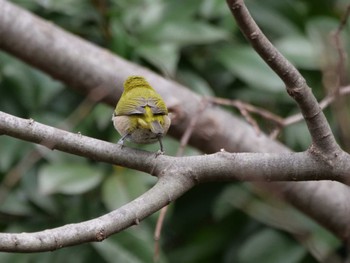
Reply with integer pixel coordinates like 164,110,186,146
1,111,350,251
2,111,349,184
226,0,340,155
284,85,350,126
0,112,157,175
0,173,194,252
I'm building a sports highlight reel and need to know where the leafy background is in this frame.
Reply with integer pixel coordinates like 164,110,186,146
0,0,349,262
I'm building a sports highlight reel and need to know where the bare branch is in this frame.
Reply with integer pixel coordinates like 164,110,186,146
208,85,350,139
226,0,340,154
284,85,350,126
154,205,168,262
0,173,194,252
0,109,350,251
3,110,349,182
0,111,156,174
208,96,284,135
177,99,210,155
332,4,350,88
326,6,350,151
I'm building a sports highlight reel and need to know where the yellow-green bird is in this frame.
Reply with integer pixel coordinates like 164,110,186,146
112,76,171,153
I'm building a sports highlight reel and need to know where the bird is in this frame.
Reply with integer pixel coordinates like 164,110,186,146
112,76,171,153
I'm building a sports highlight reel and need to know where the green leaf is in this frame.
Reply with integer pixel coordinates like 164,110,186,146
32,70,64,107
0,253,33,263
0,52,63,113
37,0,93,17
102,168,155,211
109,20,133,57
151,21,229,46
284,121,312,150
91,103,114,130
1,61,36,110
177,70,215,96
102,173,130,211
276,35,319,69
238,229,306,263
306,17,342,67
164,0,202,21
0,190,32,216
137,43,179,77
217,46,284,92
94,239,144,263
93,227,158,263
0,137,30,172
214,184,340,262
247,1,302,37
38,163,103,195
212,184,245,220
199,0,229,20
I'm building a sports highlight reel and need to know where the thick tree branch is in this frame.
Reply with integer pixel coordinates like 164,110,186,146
2,111,349,184
0,173,194,252
1,0,350,245
226,0,340,155
0,110,350,251
1,111,350,251
0,112,157,175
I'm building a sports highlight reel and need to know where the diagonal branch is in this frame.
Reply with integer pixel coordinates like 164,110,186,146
0,173,194,252
226,0,340,155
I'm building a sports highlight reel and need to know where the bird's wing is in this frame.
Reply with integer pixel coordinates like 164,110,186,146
115,97,167,116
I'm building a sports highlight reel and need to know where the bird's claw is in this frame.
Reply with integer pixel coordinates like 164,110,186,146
155,150,164,157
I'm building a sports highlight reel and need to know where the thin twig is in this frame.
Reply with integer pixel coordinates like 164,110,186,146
177,99,210,156
206,84,350,139
153,205,168,262
284,85,350,126
332,4,350,89
209,97,284,125
326,5,350,151
207,97,285,135
153,99,209,262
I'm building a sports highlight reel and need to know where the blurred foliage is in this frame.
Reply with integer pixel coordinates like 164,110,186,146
1,0,350,262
